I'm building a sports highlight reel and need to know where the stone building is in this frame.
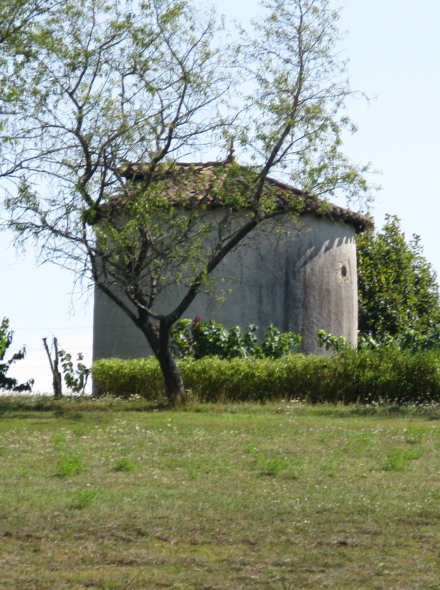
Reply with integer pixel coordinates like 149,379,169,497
93,160,372,360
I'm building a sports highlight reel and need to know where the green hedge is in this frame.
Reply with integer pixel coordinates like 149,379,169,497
92,349,440,404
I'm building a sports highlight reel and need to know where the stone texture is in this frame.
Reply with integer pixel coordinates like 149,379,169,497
93,212,358,360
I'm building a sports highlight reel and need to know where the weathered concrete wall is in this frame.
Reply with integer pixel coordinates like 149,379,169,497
93,213,358,360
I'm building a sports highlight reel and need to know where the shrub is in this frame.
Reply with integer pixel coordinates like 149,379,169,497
92,357,164,399
0,317,34,392
92,349,440,405
59,350,90,394
170,318,301,360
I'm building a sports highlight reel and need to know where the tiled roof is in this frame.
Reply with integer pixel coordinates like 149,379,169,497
119,161,373,233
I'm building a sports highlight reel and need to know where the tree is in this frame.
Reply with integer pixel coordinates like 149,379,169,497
357,215,440,343
0,318,34,392
0,0,371,403
0,0,59,178
0,0,54,45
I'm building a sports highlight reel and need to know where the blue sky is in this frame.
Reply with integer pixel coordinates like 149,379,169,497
1,0,440,392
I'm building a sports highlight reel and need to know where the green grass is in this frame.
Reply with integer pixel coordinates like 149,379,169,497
112,458,135,472
0,399,440,588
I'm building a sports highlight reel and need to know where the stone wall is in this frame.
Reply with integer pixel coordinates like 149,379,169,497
93,212,358,360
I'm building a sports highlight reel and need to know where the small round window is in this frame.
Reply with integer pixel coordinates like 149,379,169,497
341,265,347,278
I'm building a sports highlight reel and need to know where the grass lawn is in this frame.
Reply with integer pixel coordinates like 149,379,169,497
0,399,440,589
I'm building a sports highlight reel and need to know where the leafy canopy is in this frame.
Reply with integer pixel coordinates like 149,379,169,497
0,0,374,402
357,215,440,345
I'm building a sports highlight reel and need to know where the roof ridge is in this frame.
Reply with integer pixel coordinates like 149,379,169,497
119,161,373,232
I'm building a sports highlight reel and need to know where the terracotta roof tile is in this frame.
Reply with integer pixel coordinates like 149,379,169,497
119,161,373,233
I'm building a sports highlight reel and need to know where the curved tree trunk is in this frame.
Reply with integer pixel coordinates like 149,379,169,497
140,316,185,405
157,348,185,404
158,320,185,404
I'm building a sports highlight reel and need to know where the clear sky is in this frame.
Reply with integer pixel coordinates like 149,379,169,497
1,0,440,393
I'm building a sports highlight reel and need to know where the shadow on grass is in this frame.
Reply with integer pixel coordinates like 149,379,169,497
0,395,170,416
1,395,440,421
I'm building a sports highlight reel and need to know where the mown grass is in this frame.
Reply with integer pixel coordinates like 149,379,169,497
0,398,440,589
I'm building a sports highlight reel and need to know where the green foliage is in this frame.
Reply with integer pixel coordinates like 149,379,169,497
59,349,90,394
171,318,301,360
242,0,372,203
0,317,33,392
358,328,440,353
357,215,440,345
192,321,254,359
0,1,53,48
1,0,374,403
317,329,351,354
260,324,302,359
92,348,440,405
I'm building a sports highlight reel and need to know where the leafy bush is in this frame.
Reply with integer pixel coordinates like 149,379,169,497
92,349,440,405
261,324,302,359
170,318,301,360
358,327,440,352
59,349,90,394
319,326,440,354
0,317,34,392
317,329,352,353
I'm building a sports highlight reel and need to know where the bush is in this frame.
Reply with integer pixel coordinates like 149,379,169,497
0,317,34,392
92,349,440,405
170,318,301,360
358,327,440,352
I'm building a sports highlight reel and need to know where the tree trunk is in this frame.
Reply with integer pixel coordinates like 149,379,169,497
42,337,63,399
157,348,185,405
158,319,185,404
139,316,185,405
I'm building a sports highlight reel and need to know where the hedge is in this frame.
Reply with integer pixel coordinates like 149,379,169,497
92,348,440,404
